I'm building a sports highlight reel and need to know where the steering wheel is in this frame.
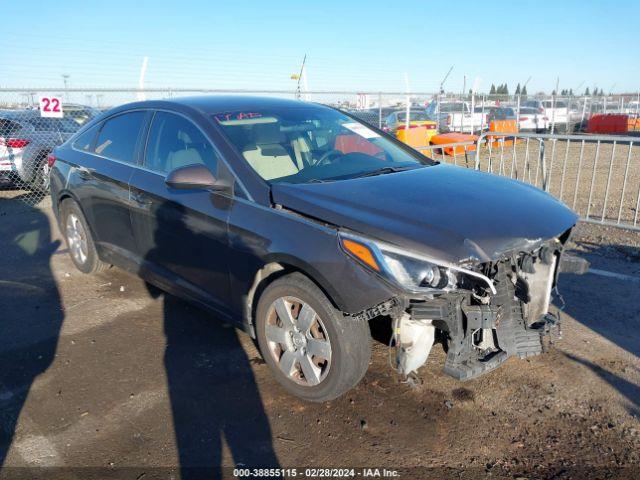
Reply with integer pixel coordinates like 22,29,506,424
313,149,343,166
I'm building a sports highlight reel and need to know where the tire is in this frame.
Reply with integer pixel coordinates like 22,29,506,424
255,272,371,402
29,152,50,193
60,199,109,274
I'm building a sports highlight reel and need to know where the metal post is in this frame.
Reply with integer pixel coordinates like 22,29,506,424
586,141,601,219
602,142,617,222
378,92,382,129
617,143,633,223
550,93,556,134
470,92,475,134
634,91,640,132
516,94,521,130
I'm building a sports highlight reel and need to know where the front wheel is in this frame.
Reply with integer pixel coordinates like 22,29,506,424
255,272,371,402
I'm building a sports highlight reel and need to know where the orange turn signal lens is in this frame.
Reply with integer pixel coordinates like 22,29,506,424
341,238,380,272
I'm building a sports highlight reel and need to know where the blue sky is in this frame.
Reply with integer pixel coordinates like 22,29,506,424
2,0,639,94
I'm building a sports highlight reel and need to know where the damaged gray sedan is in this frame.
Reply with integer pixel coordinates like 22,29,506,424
50,96,588,402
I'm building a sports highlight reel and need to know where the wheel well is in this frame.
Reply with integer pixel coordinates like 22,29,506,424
244,262,341,336
59,193,72,206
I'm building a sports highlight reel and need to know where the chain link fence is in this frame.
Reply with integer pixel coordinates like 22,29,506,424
1,88,640,231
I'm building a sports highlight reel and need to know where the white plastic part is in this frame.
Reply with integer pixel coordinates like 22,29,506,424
397,314,435,376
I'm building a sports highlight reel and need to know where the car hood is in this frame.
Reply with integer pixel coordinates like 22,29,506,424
271,164,579,264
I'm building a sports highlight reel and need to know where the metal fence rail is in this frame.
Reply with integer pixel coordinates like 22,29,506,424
424,132,640,232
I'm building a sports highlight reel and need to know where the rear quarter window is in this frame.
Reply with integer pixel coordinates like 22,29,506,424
94,111,146,163
72,124,100,152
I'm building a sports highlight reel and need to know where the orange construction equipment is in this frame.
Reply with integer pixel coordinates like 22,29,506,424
587,114,629,134
487,119,518,148
429,133,478,156
396,123,437,149
628,117,640,131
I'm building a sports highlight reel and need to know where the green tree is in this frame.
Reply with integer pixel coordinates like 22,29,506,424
489,84,496,95
515,83,521,95
521,85,528,96
585,87,590,96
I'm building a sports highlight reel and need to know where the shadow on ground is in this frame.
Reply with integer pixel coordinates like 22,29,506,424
560,241,640,358
142,201,280,478
0,196,62,466
564,352,640,418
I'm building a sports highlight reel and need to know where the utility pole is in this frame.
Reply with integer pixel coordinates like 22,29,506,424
62,74,70,102
137,57,149,101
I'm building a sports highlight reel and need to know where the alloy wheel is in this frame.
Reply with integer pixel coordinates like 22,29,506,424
264,296,332,386
66,213,88,265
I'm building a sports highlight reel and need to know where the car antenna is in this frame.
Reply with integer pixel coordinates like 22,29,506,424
294,54,307,100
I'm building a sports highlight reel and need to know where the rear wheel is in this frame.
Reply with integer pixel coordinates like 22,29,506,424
29,152,50,193
60,199,109,274
255,272,371,402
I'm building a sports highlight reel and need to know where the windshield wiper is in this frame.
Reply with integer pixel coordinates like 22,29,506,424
351,166,416,179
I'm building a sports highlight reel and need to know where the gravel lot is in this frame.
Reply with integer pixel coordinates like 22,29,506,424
1,188,639,480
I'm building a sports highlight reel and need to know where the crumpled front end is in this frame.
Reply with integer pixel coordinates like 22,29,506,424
392,234,589,380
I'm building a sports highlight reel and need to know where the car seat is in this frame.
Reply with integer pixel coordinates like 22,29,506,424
242,123,298,180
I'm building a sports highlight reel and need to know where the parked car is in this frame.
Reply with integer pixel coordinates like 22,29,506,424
486,107,516,123
0,110,80,189
522,100,579,132
63,104,103,126
425,101,487,133
518,107,550,132
347,107,395,128
383,110,437,133
50,96,585,402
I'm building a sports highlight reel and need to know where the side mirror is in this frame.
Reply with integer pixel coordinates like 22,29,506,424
165,164,231,192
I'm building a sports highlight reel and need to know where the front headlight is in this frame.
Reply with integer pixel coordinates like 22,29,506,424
339,232,495,294
378,249,456,290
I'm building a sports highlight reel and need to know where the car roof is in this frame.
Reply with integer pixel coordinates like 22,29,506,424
110,95,334,116
0,109,40,119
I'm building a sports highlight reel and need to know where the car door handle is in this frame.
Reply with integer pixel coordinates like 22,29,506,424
76,166,93,179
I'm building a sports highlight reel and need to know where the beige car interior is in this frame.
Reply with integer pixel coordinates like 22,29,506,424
241,123,308,180
165,130,205,171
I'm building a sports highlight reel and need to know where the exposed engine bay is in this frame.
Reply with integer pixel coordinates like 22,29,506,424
387,236,589,380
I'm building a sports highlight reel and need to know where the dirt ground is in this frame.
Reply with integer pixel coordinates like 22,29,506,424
1,189,639,480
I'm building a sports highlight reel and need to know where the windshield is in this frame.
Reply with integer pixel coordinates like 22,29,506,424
439,103,467,113
214,105,430,184
27,117,79,133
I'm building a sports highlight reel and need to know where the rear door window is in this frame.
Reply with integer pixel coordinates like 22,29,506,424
94,111,146,163
144,111,219,174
